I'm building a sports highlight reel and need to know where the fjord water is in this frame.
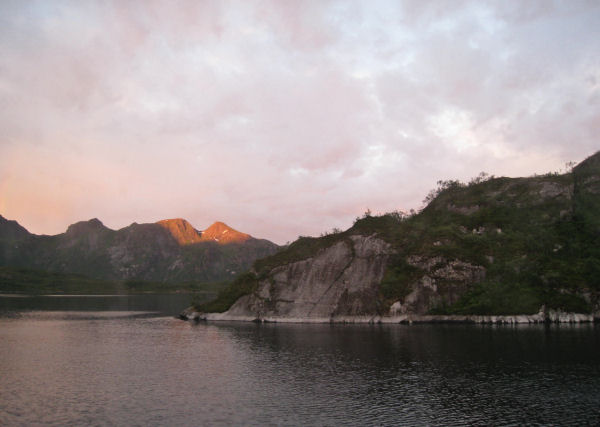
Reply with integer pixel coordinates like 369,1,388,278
1,296,599,426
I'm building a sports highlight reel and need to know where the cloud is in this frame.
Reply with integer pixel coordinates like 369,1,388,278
1,0,599,243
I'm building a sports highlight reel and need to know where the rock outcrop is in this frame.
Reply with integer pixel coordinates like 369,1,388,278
222,234,391,320
390,256,486,315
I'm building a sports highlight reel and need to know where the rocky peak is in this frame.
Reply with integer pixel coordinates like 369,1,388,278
200,221,251,244
0,215,31,241
65,218,108,236
156,218,202,245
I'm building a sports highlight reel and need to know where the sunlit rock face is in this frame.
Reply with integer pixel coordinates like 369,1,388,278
199,221,251,244
157,218,256,245
156,219,202,245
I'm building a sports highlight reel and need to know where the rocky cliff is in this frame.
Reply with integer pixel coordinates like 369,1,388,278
224,234,392,320
195,151,600,322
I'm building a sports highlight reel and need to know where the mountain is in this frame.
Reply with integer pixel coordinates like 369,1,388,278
0,217,279,284
196,151,600,321
157,218,202,245
156,219,253,245
0,215,31,241
199,221,251,244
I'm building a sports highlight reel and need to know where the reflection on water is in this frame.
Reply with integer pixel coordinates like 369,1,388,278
0,299,599,426
216,323,600,426
0,293,200,316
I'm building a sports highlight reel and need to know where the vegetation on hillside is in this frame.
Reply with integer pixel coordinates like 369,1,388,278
194,272,259,313
0,266,224,295
198,152,600,315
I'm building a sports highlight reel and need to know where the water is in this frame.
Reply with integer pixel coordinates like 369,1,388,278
1,296,600,426
0,293,195,316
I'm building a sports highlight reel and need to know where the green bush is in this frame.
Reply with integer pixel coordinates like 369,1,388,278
379,257,420,302
440,281,541,315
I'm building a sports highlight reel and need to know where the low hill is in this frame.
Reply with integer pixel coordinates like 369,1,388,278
199,152,600,319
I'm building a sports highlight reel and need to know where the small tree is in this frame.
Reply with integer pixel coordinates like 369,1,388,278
423,179,463,205
387,209,408,222
468,171,493,186
565,161,576,173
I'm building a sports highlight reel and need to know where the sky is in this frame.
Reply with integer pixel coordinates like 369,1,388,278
1,0,599,244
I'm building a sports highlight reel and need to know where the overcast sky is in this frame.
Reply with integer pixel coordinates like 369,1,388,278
1,0,599,244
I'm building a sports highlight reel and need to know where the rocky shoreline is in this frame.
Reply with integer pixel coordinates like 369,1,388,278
179,307,600,324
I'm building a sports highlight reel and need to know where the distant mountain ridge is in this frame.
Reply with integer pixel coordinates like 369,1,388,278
0,217,279,284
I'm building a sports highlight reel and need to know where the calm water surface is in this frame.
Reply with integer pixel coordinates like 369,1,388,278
1,295,599,426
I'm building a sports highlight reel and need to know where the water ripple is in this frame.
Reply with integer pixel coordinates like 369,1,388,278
1,316,599,426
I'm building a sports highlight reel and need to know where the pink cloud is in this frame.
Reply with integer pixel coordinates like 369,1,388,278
1,1,599,244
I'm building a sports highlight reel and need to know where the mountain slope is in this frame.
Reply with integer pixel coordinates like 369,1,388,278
199,221,251,244
157,218,202,245
0,215,31,241
0,217,279,284
199,152,600,319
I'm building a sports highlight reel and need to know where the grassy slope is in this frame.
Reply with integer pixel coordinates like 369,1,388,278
0,266,225,295
379,171,598,314
199,152,600,315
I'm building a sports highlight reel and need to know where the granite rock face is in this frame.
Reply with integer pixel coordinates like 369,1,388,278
211,240,489,321
223,234,392,320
